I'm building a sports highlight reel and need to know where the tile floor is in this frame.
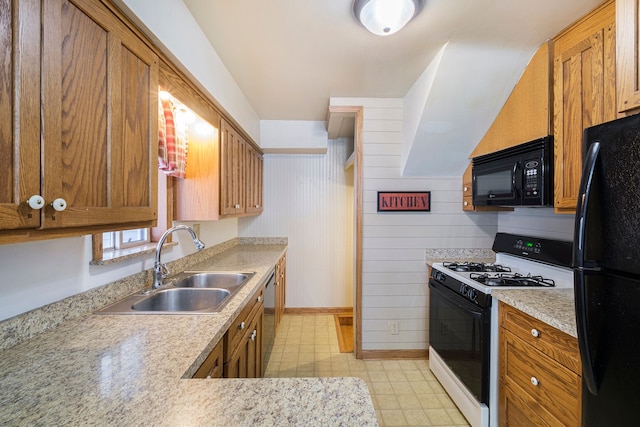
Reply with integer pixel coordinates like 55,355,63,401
264,314,470,427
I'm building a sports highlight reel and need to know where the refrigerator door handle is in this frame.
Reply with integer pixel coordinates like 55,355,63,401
574,270,599,394
573,140,601,395
573,142,600,269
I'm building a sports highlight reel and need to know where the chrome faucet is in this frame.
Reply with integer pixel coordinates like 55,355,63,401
153,225,205,289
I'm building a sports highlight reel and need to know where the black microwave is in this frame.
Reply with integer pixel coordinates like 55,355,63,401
472,136,553,207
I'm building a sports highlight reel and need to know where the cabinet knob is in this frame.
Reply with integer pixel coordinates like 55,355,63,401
530,377,539,386
250,330,257,341
531,329,540,338
27,195,45,210
463,201,469,207
463,186,469,192
257,295,262,302
238,321,245,330
51,198,67,212
255,204,260,208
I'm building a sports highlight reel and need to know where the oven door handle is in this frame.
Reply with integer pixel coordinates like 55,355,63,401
429,281,485,319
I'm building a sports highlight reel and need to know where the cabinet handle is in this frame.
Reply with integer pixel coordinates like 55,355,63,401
463,186,469,192
27,195,45,210
530,377,539,386
531,328,540,338
463,201,469,207
257,295,262,302
238,321,245,330
250,330,257,341
51,198,67,212
255,204,260,208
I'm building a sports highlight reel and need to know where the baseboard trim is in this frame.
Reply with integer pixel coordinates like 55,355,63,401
361,349,429,360
284,307,353,315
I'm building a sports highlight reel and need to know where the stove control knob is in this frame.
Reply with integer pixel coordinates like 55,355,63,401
468,288,477,302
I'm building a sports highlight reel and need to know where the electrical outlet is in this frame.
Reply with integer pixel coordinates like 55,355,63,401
389,321,399,335
193,223,201,239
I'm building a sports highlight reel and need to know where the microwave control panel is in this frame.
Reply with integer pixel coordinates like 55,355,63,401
523,159,541,197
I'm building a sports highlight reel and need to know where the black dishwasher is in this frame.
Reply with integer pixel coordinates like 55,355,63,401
262,270,276,373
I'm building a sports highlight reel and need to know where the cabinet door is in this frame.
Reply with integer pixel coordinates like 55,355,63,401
220,120,246,216
245,144,263,214
245,307,263,378
41,0,158,228
553,1,616,211
224,340,247,379
617,0,640,113
193,339,224,379
0,0,41,230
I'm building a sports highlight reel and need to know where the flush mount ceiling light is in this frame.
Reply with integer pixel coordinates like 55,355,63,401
353,0,425,36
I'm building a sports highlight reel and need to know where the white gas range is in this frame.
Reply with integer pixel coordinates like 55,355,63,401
428,233,573,427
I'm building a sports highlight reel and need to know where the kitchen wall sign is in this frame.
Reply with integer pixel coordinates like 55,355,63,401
377,191,430,212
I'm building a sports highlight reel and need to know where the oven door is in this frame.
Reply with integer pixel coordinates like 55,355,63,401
429,280,490,404
472,157,521,206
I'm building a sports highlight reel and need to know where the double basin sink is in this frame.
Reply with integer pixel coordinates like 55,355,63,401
97,271,255,315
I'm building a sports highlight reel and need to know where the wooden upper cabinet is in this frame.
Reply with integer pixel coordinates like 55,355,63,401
220,119,245,216
0,0,159,241
220,119,263,218
470,42,551,158
552,0,616,213
0,0,41,231
617,0,640,113
41,0,158,228
245,144,264,214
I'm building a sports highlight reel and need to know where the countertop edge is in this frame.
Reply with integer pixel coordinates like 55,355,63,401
492,288,577,338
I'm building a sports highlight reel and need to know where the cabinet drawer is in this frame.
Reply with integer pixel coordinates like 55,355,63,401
501,329,581,426
193,339,224,379
225,285,264,357
499,302,580,373
501,381,568,427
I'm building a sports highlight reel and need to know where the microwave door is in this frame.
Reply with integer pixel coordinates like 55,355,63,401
473,162,518,205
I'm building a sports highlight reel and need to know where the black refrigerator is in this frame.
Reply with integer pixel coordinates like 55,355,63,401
574,113,640,426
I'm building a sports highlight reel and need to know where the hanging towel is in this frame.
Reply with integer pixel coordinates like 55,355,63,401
158,100,169,170
158,99,188,178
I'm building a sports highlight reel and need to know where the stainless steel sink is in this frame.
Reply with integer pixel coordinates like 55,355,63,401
96,271,255,315
131,288,230,312
171,271,255,289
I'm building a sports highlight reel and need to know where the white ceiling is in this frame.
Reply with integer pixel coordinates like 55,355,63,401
182,0,604,175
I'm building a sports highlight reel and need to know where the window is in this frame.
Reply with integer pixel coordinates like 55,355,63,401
102,228,150,251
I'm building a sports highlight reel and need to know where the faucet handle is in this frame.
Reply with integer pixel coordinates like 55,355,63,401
159,263,170,279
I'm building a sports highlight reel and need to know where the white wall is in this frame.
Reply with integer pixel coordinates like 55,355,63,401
115,0,260,141
238,139,354,309
332,97,498,351
498,208,575,242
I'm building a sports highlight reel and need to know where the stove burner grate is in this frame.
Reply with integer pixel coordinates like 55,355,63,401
443,262,511,273
469,272,555,287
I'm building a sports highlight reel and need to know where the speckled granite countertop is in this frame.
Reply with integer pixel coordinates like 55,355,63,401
492,289,577,338
0,244,377,426
424,248,495,266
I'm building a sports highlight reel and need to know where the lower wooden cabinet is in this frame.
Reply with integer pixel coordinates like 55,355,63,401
192,338,224,379
498,302,581,426
225,306,263,378
223,285,264,378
